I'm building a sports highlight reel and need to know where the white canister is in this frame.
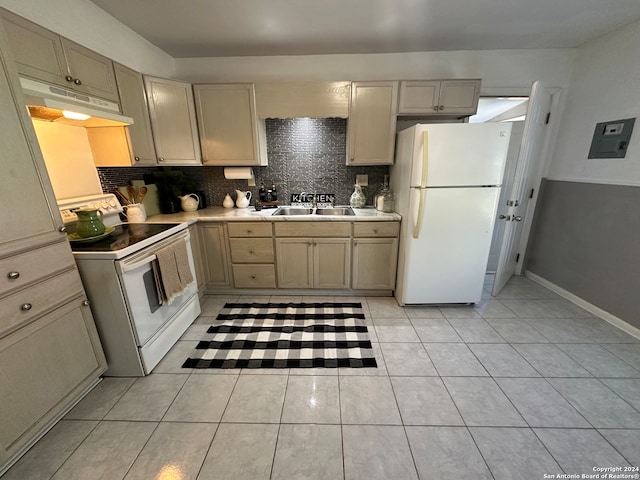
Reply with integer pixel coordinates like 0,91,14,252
124,203,146,222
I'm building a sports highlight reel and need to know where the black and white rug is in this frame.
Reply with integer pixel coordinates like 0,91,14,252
182,302,377,369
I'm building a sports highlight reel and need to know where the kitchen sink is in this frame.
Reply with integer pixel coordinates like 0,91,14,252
272,207,314,215
315,207,355,216
271,206,355,216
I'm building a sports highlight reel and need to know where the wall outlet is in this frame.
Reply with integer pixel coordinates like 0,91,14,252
356,174,368,186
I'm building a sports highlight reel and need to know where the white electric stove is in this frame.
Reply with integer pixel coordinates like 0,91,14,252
58,193,200,376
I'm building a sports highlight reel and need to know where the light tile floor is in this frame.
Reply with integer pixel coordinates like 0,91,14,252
4,276,640,480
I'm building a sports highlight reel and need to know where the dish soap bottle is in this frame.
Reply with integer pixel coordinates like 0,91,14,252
349,184,366,208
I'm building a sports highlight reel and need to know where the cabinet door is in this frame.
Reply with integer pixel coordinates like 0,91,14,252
199,224,232,287
438,80,481,115
0,27,64,256
348,81,398,165
0,9,67,87
275,238,313,288
314,238,350,289
60,38,118,102
189,224,206,294
114,63,156,165
0,299,106,462
144,76,201,165
194,84,262,166
398,80,440,114
352,238,398,290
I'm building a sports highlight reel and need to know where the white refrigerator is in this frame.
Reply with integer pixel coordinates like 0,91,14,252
390,123,512,305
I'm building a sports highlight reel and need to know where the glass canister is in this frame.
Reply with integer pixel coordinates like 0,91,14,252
375,186,395,213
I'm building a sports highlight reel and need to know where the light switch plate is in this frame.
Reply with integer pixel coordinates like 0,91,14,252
356,174,368,186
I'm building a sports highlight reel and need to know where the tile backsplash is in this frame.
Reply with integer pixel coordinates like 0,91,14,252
98,117,389,210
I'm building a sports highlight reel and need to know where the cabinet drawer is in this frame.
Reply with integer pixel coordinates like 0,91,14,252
227,222,272,237
0,268,83,338
353,222,400,237
0,241,75,297
274,222,350,237
230,238,274,263
232,265,276,288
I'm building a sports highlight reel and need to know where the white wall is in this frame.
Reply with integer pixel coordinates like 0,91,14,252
0,0,175,77
546,19,640,186
176,49,575,93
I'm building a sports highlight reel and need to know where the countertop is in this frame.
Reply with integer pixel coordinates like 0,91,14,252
147,206,401,224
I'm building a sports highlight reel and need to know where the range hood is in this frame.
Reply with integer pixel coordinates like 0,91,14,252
20,77,133,127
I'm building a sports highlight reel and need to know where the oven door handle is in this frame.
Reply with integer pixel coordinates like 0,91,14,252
118,254,157,274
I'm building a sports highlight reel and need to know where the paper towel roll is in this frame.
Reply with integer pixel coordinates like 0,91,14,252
224,167,254,179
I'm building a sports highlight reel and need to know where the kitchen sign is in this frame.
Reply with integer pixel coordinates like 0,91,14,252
291,193,335,207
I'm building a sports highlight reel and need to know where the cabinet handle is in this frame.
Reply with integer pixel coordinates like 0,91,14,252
439,105,445,111
65,75,73,82
134,156,140,162
21,303,32,311
74,78,82,86
158,157,165,162
82,299,90,307
58,226,67,233
7,271,20,280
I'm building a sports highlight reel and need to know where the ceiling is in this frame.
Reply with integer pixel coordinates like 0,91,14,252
89,0,640,58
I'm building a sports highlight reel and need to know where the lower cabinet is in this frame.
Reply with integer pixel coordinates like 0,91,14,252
352,237,399,290
228,222,276,289
188,224,206,294
275,237,351,289
0,297,106,466
199,223,232,288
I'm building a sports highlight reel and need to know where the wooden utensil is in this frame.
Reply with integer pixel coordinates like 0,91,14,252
114,189,130,205
127,185,136,203
138,186,148,203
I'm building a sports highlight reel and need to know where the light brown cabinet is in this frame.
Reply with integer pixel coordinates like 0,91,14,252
0,23,106,472
347,81,398,165
274,222,351,289
352,222,399,290
188,224,206,294
228,222,276,288
199,223,232,288
113,63,157,165
144,76,202,165
194,83,265,166
398,79,481,116
0,8,119,102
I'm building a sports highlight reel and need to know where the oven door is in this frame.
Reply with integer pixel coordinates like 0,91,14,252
115,230,197,346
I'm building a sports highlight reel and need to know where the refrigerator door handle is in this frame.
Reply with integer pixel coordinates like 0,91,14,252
413,188,426,239
420,132,429,188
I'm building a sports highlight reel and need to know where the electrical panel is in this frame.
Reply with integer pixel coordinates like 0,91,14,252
588,117,635,159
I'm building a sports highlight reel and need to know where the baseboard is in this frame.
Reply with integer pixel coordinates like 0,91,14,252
525,271,640,340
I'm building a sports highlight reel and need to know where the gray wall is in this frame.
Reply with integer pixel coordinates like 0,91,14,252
526,179,640,328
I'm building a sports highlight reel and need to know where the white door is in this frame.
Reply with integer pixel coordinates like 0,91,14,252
492,81,552,295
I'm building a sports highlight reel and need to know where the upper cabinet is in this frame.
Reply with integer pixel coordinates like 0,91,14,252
144,76,201,165
193,83,265,166
398,79,481,116
113,63,157,165
347,81,398,165
0,9,119,102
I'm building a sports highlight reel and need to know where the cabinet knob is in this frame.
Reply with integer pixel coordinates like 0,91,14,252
82,299,90,307
65,75,73,82
134,156,140,162
249,249,255,254
433,106,439,111
21,303,32,311
373,228,378,234
158,157,165,162
439,105,445,111
58,226,67,233
202,158,208,163
7,271,20,280
246,229,252,234
74,78,82,86
250,274,256,279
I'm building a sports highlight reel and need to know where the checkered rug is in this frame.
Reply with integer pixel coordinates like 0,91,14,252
182,302,377,369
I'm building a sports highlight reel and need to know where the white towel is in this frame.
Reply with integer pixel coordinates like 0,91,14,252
153,239,194,305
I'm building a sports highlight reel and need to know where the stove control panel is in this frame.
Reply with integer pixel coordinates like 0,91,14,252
58,194,124,227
